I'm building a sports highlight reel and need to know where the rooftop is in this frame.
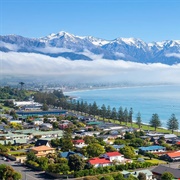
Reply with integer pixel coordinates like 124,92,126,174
166,151,180,158
31,145,55,152
106,152,122,157
139,145,165,151
89,157,111,165
152,165,180,178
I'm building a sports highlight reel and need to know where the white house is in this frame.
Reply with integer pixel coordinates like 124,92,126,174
33,118,44,125
102,152,124,163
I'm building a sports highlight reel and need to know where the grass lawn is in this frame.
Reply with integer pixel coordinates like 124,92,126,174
145,158,166,164
95,116,178,135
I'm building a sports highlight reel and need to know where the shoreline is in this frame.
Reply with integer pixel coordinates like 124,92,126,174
63,83,178,94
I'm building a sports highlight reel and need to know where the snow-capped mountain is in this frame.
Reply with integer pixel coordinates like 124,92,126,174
1,31,180,64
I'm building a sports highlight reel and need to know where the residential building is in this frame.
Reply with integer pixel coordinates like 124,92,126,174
72,139,85,145
102,152,124,163
30,145,55,157
122,170,153,180
152,165,180,179
35,139,51,147
88,157,111,168
165,151,180,162
113,144,125,151
60,151,85,159
139,145,166,153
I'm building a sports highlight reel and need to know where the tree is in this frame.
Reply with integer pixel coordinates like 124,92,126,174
136,112,142,129
26,151,38,162
161,172,174,180
120,146,135,159
149,113,162,131
91,101,98,117
128,107,133,127
86,143,105,157
0,164,22,180
68,154,85,171
37,156,48,170
19,82,25,90
111,107,117,123
105,145,117,152
42,103,48,111
84,136,98,144
124,108,129,125
47,163,69,174
167,114,179,133
145,152,154,160
118,106,124,125
60,128,74,151
137,172,146,180
101,104,107,122
106,105,111,122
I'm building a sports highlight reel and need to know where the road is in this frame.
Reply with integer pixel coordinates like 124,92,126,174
0,158,54,180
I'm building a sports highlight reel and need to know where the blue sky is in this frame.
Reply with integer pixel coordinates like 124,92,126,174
1,0,180,42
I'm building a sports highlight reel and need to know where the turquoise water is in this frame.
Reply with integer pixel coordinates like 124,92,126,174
65,85,180,128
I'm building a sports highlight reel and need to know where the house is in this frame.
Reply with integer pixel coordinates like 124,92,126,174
152,165,180,179
113,144,125,151
139,145,166,153
102,152,124,163
30,145,55,157
33,118,44,125
39,123,52,130
176,141,180,146
88,157,111,168
10,120,22,124
35,139,51,147
164,134,177,143
122,170,153,180
165,151,180,162
59,123,69,130
72,139,85,145
60,151,85,159
72,139,87,150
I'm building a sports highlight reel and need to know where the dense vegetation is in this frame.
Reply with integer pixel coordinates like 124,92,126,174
0,164,22,180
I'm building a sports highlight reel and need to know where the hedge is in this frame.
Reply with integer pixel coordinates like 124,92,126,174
74,162,156,178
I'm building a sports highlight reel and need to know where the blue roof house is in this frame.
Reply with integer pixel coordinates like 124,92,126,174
139,145,166,153
60,151,86,159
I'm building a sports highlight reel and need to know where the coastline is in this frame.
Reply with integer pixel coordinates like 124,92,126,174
63,83,177,94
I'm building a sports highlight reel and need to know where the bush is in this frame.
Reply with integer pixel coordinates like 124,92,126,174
27,160,39,167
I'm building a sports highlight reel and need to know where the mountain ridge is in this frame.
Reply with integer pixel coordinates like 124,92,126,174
1,31,180,64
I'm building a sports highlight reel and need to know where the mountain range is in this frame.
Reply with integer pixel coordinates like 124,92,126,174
1,31,180,65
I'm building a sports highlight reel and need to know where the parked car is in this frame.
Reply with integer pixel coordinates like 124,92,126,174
2,157,7,161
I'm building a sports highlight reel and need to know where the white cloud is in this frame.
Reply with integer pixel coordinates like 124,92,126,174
0,51,180,84
0,41,19,51
115,52,125,58
35,46,73,53
165,53,180,59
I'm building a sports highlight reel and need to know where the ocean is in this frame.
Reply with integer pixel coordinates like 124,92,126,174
64,84,180,128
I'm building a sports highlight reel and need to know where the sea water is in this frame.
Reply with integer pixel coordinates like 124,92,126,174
65,85,180,128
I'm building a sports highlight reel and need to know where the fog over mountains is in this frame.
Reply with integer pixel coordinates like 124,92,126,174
1,31,180,65
1,31,180,84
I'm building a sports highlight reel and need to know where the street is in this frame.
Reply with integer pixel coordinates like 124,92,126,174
0,158,54,180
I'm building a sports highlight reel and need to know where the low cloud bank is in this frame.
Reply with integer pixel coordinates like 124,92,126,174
1,51,180,84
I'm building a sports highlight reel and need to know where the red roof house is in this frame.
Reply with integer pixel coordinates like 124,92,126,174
102,151,124,162
166,151,180,161
72,139,85,145
89,157,111,167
